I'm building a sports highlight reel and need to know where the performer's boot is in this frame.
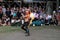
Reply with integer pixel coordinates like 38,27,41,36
25,29,30,36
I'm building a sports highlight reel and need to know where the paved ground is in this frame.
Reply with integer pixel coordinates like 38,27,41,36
0,27,60,40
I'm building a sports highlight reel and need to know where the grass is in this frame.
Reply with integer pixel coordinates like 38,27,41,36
0,26,21,33
31,25,60,30
0,25,60,33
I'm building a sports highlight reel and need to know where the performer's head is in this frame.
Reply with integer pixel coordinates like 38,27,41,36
25,9,31,15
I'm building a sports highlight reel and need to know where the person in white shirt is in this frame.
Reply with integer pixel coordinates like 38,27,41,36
2,6,6,14
46,14,52,24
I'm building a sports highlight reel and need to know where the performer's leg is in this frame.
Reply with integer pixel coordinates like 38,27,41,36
21,22,30,36
25,22,30,36
26,27,30,36
21,24,26,32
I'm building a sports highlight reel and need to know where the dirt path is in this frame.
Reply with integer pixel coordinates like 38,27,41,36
0,28,60,40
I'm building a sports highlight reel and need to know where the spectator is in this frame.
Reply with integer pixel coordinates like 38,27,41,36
2,6,6,14
6,8,11,25
45,14,52,24
6,17,10,26
33,10,39,21
0,6,3,19
12,10,17,18
17,9,22,19
6,8,11,18
11,8,14,18
52,14,58,25
2,14,6,26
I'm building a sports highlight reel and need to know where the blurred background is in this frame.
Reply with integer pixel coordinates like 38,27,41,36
0,0,60,26
0,0,60,12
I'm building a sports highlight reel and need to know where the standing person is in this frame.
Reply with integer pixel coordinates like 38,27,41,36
53,14,58,25
0,6,3,19
21,9,31,36
6,8,11,18
2,6,6,14
0,6,3,25
6,8,11,24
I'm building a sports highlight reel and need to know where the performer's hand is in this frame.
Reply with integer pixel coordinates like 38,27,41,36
21,14,24,18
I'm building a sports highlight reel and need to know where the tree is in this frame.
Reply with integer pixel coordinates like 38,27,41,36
56,0,59,12
46,1,53,14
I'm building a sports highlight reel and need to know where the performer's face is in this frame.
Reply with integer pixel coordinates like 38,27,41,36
26,11,29,14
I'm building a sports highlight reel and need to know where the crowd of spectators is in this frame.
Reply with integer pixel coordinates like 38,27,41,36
0,5,60,26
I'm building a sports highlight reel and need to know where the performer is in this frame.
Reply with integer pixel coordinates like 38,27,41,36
21,10,31,36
